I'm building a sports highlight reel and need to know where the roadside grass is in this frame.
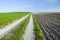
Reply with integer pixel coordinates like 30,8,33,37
33,15,45,40
0,15,30,40
0,12,31,28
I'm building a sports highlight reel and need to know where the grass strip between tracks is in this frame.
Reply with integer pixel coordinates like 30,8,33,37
1,15,30,40
33,16,45,40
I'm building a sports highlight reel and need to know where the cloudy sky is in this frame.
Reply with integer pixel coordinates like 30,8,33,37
0,0,60,12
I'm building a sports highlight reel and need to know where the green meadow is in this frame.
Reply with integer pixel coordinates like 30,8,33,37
0,12,31,28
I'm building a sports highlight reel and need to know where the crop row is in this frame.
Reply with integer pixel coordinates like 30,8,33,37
34,13,60,40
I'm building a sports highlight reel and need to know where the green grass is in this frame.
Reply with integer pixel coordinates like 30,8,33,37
33,15,45,40
0,12,31,28
1,15,30,40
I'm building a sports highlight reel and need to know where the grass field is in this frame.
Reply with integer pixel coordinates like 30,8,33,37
0,12,31,28
0,15,30,40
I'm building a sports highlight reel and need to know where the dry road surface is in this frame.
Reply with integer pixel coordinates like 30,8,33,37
23,15,35,40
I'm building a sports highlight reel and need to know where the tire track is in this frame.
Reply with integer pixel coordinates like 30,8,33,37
23,15,35,40
0,14,30,39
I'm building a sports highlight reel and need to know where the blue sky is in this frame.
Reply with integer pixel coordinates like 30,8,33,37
0,0,60,12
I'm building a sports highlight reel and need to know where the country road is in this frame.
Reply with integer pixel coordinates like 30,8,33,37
0,14,30,39
35,14,60,40
23,15,35,40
